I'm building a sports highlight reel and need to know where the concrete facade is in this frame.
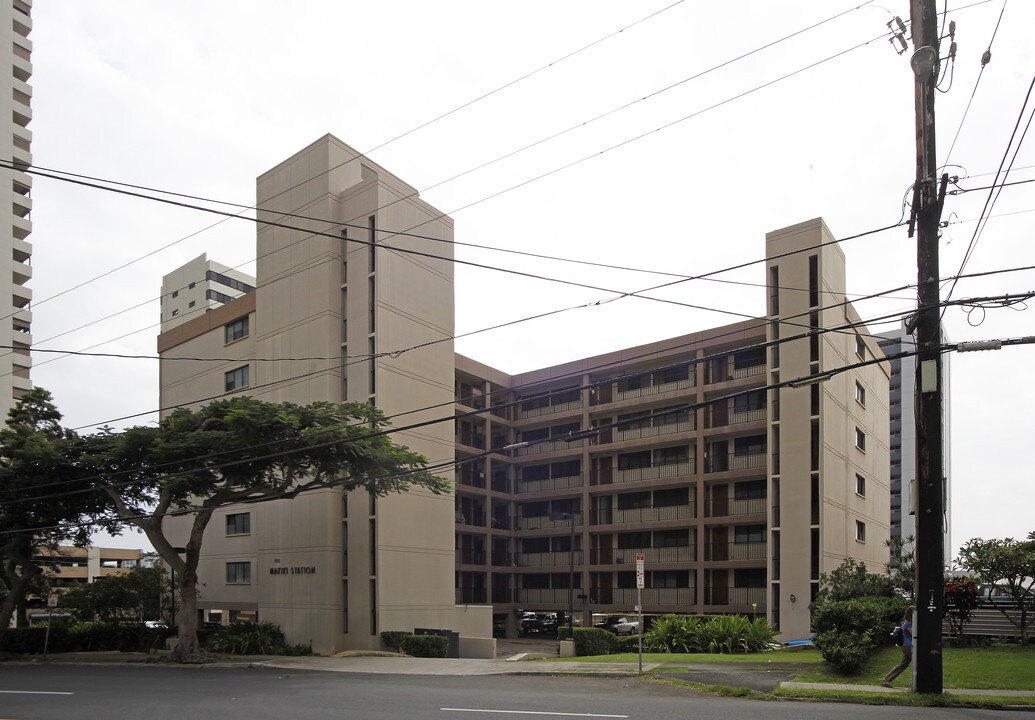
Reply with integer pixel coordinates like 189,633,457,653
1,0,34,418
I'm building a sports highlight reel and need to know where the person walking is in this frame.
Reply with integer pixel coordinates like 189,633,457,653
882,605,914,687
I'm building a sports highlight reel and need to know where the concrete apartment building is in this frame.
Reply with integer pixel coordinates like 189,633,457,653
455,219,891,641
35,546,142,588
1,0,34,418
158,136,889,651
877,323,952,565
160,253,255,332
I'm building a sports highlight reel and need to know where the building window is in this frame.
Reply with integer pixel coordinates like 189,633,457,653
855,474,866,497
172,290,179,298
225,365,250,392
856,335,866,359
226,561,251,584
855,381,866,406
225,316,249,344
855,520,866,543
171,309,179,317
188,300,196,308
855,427,866,452
226,512,250,536
189,281,196,289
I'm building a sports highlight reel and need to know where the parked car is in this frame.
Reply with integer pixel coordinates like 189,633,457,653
594,616,639,635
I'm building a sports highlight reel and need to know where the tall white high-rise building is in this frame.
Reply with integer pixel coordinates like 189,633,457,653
1,0,34,417
160,254,255,333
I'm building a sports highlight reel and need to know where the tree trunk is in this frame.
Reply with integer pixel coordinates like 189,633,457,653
167,567,207,663
0,565,40,649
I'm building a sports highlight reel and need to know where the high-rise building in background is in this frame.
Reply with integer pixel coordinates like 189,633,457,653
160,253,255,332
2,0,34,417
877,323,952,566
158,138,890,652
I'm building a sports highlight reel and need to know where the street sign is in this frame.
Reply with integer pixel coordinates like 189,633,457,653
47,595,58,608
635,552,644,589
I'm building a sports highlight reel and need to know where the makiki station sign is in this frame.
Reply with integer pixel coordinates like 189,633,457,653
269,566,317,576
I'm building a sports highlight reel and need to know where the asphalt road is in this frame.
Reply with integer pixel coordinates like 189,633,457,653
0,665,1011,720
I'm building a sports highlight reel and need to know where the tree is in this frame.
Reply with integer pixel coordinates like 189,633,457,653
0,388,103,648
884,534,916,600
943,577,979,638
957,533,1035,643
59,567,162,626
83,397,448,663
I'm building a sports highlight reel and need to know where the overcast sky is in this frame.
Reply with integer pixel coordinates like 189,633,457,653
25,1,1034,556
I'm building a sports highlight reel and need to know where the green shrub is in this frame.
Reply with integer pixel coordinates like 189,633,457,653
380,631,409,652
572,627,620,656
744,617,779,651
282,642,313,656
400,634,448,658
616,634,641,652
1,626,72,654
205,622,288,655
644,614,703,653
814,629,874,674
702,614,753,653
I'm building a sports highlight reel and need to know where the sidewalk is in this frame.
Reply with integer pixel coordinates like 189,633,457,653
254,654,652,676
780,681,1035,698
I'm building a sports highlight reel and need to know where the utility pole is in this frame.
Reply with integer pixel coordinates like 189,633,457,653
909,0,946,694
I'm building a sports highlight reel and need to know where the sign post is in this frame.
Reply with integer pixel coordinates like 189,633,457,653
43,595,58,659
635,552,645,673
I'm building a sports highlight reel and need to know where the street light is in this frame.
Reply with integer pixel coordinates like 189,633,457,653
551,510,576,640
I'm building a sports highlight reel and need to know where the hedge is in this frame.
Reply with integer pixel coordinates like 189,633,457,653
400,634,449,658
572,627,620,656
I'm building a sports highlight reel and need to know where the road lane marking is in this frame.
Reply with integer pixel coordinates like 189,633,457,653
0,691,74,695
441,710,627,718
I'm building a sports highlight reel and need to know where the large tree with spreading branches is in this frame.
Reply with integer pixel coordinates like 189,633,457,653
82,396,448,662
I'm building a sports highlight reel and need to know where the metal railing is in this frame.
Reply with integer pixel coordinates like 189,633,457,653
704,451,766,473
455,512,486,527
515,588,580,605
513,550,584,567
519,513,583,530
598,503,695,525
607,587,695,606
615,376,695,401
706,497,767,517
514,437,584,456
515,398,582,420
607,460,694,484
590,545,695,564
703,586,766,607
515,474,583,494
704,541,767,561
614,418,694,442
457,549,486,565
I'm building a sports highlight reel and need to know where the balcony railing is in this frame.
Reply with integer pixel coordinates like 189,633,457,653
593,503,695,525
515,588,580,605
491,587,513,604
604,587,696,606
704,541,767,561
516,398,582,420
704,451,766,473
590,545,695,564
592,460,694,485
516,474,583,494
615,376,695,401
705,497,767,517
614,418,694,442
703,586,766,607
513,550,584,567
456,588,488,604
457,549,486,565
456,512,486,527
492,552,512,566
519,512,583,531
514,438,584,456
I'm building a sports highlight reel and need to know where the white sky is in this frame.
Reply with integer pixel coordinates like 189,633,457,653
25,1,1035,556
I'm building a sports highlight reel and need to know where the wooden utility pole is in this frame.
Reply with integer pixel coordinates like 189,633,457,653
909,0,946,694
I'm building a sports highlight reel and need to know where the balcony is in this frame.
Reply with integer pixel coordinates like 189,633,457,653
704,451,766,473
455,511,486,528
704,586,766,607
519,513,583,531
457,549,486,565
604,587,695,606
593,460,694,486
515,397,582,420
514,437,584,456
515,474,583,494
704,355,766,385
515,588,577,605
705,497,767,517
513,550,583,567
615,375,695,402
594,503,695,525
704,542,767,561
456,588,488,604
704,405,766,430
613,418,694,443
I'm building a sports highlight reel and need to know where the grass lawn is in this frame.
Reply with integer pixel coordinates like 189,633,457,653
551,648,824,664
791,644,1035,691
